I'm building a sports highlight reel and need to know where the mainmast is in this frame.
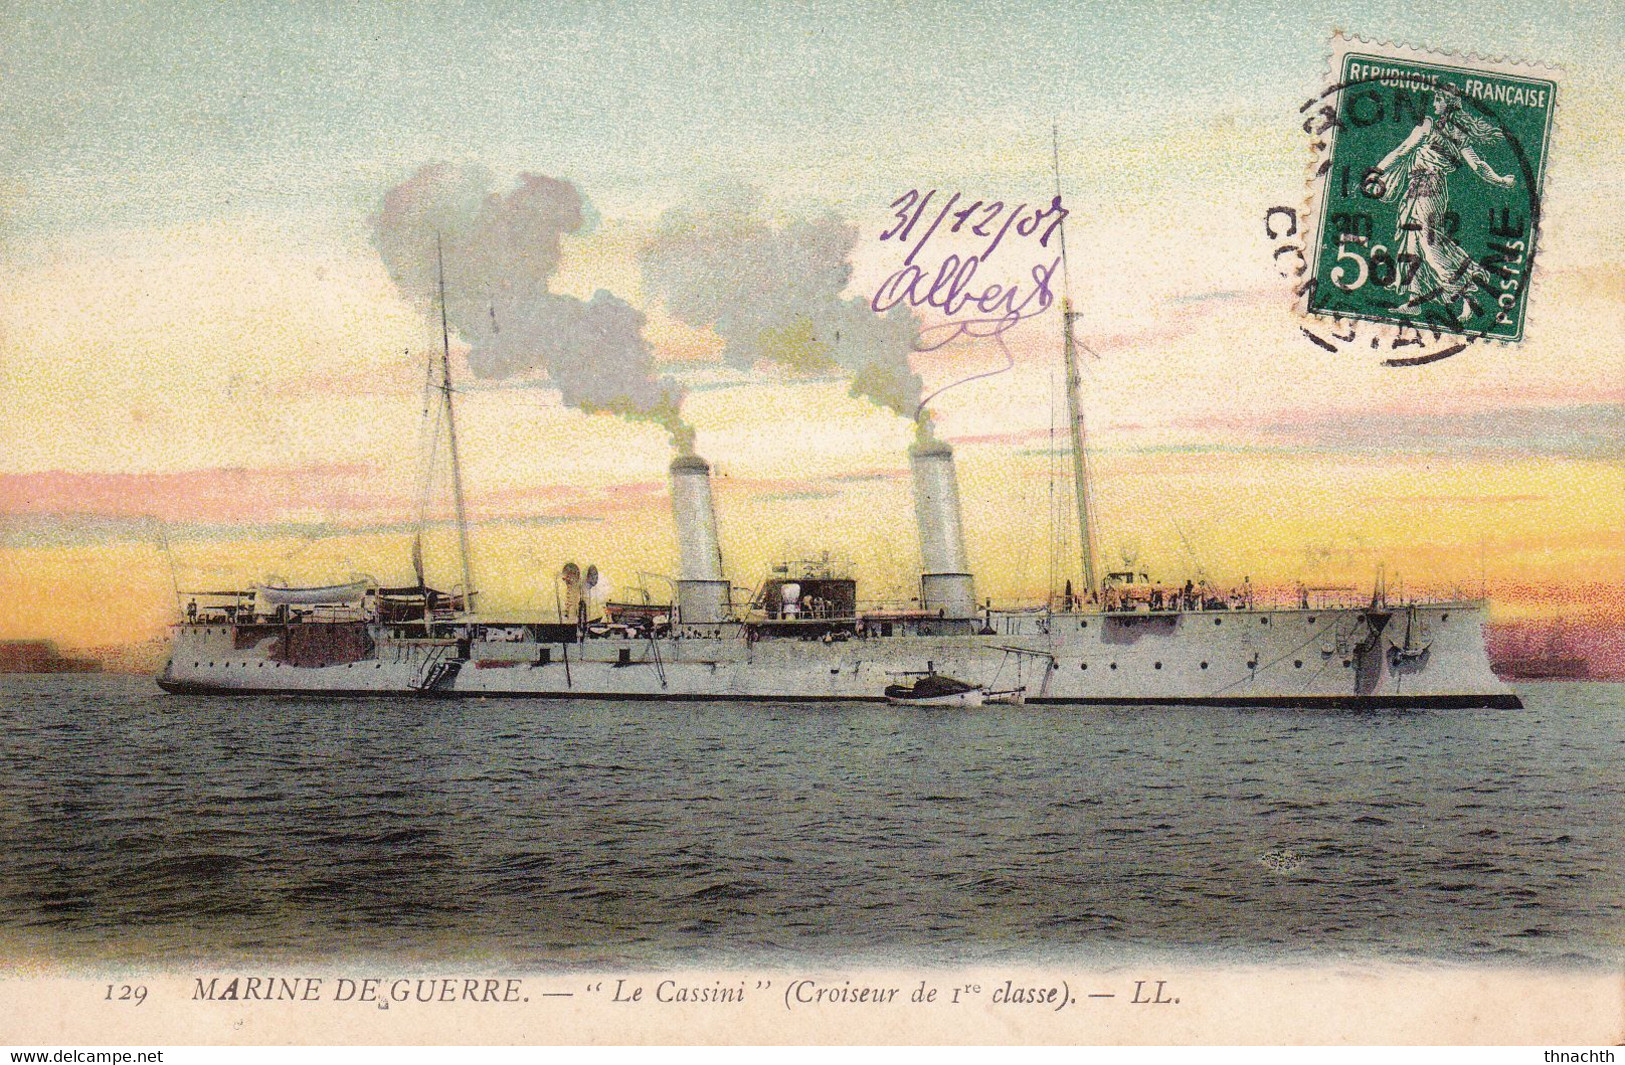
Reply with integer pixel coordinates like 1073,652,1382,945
436,234,477,615
1053,128,1099,602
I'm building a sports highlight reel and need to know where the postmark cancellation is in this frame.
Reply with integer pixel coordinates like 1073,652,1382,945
1301,36,1559,347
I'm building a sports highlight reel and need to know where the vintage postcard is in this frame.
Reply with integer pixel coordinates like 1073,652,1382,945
0,0,1620,1049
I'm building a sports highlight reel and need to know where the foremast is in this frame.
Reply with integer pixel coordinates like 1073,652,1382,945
1053,130,1099,602
436,234,477,616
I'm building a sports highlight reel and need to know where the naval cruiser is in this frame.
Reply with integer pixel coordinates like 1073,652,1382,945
157,219,1520,710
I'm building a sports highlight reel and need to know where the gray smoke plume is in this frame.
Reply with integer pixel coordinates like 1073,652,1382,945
373,163,689,447
639,189,923,420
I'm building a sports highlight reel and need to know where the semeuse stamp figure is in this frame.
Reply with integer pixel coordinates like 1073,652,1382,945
1365,81,1516,313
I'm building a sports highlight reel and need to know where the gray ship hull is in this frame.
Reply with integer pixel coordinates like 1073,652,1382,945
159,601,1520,709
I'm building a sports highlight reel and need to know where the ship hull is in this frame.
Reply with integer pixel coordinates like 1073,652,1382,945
152,680,1518,709
158,601,1521,709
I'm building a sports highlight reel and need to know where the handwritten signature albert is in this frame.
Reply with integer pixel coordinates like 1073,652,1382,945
870,189,1067,351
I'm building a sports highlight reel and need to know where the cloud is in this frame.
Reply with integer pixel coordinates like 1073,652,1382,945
0,465,391,525
1245,403,1625,460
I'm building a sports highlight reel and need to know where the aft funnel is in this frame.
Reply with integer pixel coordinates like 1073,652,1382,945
909,440,976,619
669,454,730,624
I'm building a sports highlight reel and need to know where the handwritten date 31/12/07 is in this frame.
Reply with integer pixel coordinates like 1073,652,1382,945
880,190,1067,266
873,190,1067,349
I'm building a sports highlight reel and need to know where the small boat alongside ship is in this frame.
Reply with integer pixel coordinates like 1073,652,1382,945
885,673,987,708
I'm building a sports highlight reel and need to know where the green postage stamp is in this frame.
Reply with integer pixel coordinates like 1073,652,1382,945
1306,38,1558,342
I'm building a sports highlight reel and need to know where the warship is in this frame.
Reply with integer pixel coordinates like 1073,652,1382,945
157,220,1520,710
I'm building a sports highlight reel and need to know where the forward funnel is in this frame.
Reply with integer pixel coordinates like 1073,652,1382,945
669,454,730,624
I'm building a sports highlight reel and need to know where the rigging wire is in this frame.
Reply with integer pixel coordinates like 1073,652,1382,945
1172,519,1214,594
1047,371,1056,607
413,353,446,558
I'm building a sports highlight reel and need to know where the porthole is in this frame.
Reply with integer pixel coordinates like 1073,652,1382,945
1200,661,1209,669
208,662,214,668
1294,660,1303,668
1343,659,1352,667
1260,617,1269,625
1441,613,1450,622
1214,618,1222,626
1080,662,1088,670
1154,661,1162,670
1109,662,1117,670
1307,616,1316,624
1080,621,1088,629
193,662,199,668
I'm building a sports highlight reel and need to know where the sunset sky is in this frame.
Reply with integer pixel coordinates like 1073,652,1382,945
1,1,1619,652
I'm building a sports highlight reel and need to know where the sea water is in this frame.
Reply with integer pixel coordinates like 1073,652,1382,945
0,676,1618,969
